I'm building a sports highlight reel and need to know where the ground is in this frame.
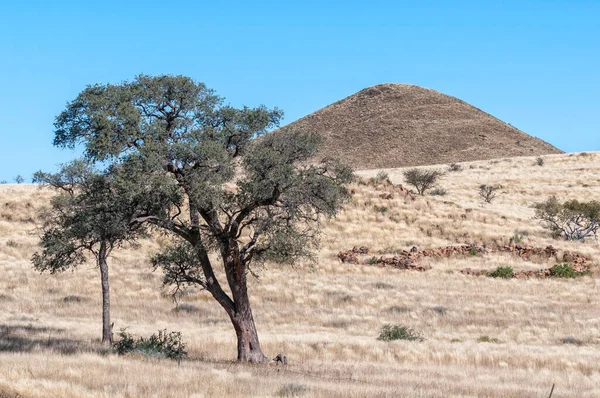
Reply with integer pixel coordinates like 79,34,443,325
0,152,599,397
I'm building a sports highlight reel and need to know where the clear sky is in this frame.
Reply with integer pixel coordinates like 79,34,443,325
1,0,598,182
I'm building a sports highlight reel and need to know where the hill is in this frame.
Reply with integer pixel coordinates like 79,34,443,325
277,84,562,169
0,153,599,397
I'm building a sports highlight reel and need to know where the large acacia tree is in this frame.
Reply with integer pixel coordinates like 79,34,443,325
53,75,353,362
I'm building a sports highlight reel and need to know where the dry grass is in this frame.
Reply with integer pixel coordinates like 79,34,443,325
277,83,562,170
0,152,599,397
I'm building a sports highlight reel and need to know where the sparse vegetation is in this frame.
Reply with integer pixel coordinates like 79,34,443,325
377,325,424,342
478,184,498,204
535,157,544,166
14,175,25,184
533,196,600,241
403,168,444,195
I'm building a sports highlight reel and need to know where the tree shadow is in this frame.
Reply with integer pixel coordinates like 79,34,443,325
0,324,87,355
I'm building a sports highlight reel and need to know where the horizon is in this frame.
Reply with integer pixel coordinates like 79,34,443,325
1,1,599,181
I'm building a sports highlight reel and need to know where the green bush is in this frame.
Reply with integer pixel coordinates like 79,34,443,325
550,263,590,278
113,329,187,360
377,324,424,342
489,266,514,279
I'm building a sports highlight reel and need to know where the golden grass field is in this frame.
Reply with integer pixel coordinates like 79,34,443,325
0,152,599,397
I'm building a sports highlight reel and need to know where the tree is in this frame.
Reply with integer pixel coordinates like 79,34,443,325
533,196,600,241
403,168,443,195
51,74,353,362
32,161,148,344
14,175,25,184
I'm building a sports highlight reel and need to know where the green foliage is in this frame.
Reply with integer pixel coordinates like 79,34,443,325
478,184,498,204
31,161,144,273
550,263,590,278
113,329,187,360
14,175,25,184
113,330,135,355
377,324,424,342
403,168,443,195
489,266,514,279
533,196,600,241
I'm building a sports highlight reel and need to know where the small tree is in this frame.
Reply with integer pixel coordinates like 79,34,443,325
478,184,498,204
50,74,353,362
32,161,147,344
403,168,443,195
14,175,25,184
533,196,600,241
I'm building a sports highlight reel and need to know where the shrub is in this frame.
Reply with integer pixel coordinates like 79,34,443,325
550,263,590,278
533,196,600,241
535,157,544,166
430,188,448,196
368,256,380,265
373,281,393,289
14,175,25,184
6,240,19,248
403,168,444,195
561,336,584,345
448,163,462,172
509,233,525,244
478,184,498,204
377,324,424,341
373,205,389,214
113,329,187,360
477,335,500,343
369,171,391,185
489,266,514,279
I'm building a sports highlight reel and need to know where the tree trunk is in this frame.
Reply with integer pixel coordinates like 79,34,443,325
230,292,269,363
98,241,112,345
224,243,269,363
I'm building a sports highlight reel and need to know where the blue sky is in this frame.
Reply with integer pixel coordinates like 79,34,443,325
1,0,598,182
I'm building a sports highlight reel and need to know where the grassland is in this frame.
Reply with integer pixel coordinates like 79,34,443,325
0,152,599,397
